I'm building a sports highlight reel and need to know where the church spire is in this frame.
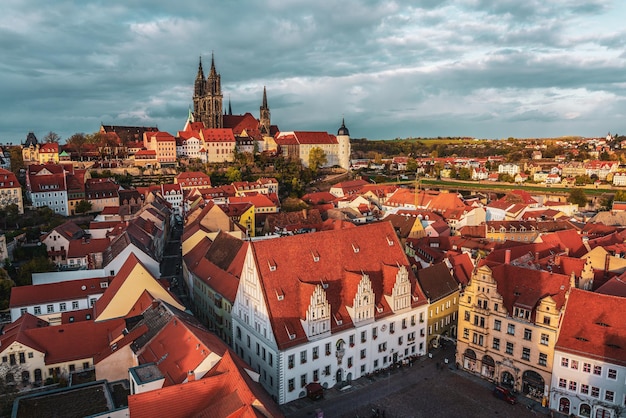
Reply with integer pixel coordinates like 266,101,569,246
262,86,268,109
228,95,232,116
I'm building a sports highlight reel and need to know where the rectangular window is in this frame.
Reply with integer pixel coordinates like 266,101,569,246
494,319,501,331
349,335,355,346
605,390,614,402
558,378,567,389
372,327,378,339
324,365,330,376
568,381,577,392
361,331,367,343
463,328,469,339
301,374,307,388
608,368,617,379
20,308,27,315
300,351,307,364
543,316,551,326
522,347,530,361
313,347,319,360
580,384,589,394
561,357,569,368
288,355,294,369
390,322,395,334
288,379,295,392
538,353,547,366
583,362,591,373
348,357,353,368
593,365,602,376
325,343,331,355
59,303,66,312
540,333,549,346
72,301,79,309
507,324,515,335
19,352,25,364
313,369,319,381
570,360,578,370
505,342,514,355
591,387,600,398
492,338,500,350
34,306,41,315
360,349,366,359
523,328,532,341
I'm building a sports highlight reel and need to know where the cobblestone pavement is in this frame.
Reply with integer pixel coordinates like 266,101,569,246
281,345,564,418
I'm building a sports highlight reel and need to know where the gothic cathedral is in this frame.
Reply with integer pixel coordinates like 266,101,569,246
193,54,223,128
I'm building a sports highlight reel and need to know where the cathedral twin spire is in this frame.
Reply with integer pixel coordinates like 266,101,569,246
193,54,270,133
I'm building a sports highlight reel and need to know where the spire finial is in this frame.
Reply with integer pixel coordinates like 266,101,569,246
262,86,268,108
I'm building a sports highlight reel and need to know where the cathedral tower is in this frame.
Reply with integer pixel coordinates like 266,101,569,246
192,54,223,128
259,86,271,135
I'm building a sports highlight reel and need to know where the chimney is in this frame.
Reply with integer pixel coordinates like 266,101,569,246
505,249,511,265
605,253,611,278
187,370,195,382
534,252,539,263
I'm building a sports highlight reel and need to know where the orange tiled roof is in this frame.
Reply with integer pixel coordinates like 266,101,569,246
556,288,626,366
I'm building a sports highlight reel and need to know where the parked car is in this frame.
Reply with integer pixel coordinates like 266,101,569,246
492,386,516,404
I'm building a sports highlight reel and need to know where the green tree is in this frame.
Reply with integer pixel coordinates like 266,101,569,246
568,188,588,208
406,158,418,173
225,166,242,182
498,173,515,183
308,147,328,173
75,200,92,214
458,167,471,180
9,147,24,176
614,190,626,202
16,256,56,286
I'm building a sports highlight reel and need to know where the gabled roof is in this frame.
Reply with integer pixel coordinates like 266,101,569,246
43,220,85,241
595,273,626,297
10,276,112,308
251,222,426,349
489,264,571,317
67,237,111,258
416,262,459,302
128,351,284,418
95,254,183,321
0,314,48,354
556,288,626,367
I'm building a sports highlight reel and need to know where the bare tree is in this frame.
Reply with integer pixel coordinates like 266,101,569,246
43,131,61,143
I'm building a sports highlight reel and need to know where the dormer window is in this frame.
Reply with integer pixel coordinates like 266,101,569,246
352,244,359,253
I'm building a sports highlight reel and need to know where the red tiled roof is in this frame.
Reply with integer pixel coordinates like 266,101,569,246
0,168,19,189
128,351,284,418
556,288,626,367
251,222,427,349
10,277,112,307
67,238,111,258
26,318,126,364
490,264,571,318
0,314,48,354
200,129,235,143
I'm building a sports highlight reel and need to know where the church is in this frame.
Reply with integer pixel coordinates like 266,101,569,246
190,55,351,170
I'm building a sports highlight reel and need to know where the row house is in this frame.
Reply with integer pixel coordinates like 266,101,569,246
232,222,429,404
456,262,573,402
485,221,540,242
585,161,618,181
143,131,177,167
9,276,112,324
174,171,212,191
0,168,24,214
0,314,125,387
85,178,119,213
26,164,70,216
551,289,626,418
232,178,279,196
416,263,461,349
141,183,183,216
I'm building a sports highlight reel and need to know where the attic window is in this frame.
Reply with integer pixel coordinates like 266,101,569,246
334,313,343,325
376,304,383,313
386,236,394,246
575,337,589,342
596,322,610,327
268,259,277,271
607,343,621,349
275,288,285,301
100,282,108,288
312,251,320,262
352,244,360,254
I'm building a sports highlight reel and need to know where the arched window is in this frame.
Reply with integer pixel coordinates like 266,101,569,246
558,397,570,414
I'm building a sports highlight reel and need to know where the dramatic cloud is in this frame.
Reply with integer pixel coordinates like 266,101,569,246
1,0,625,142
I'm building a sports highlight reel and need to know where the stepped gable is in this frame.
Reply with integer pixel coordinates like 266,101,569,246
251,222,426,349
556,288,626,367
489,263,571,320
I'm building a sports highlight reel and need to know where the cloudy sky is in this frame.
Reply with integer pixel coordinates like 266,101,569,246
2,0,626,143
